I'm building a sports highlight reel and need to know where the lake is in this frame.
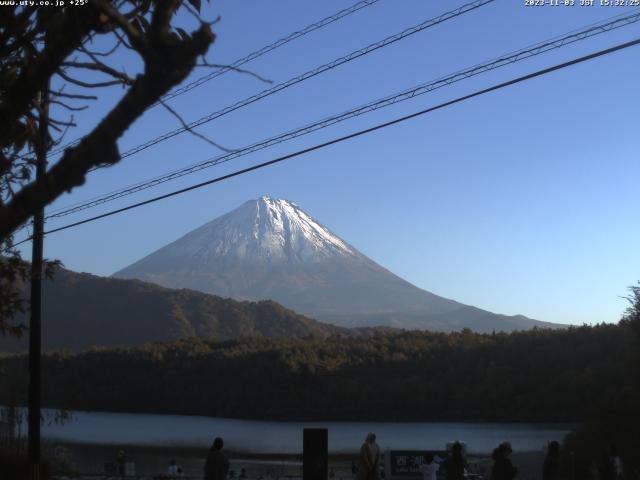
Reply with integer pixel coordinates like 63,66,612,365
38,410,574,454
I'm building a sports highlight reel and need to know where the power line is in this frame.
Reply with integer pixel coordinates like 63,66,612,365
46,9,640,220
159,0,383,103
34,36,640,240
6,236,32,248
45,0,384,159
89,0,495,164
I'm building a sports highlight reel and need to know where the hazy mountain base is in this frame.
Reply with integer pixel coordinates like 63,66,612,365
0,266,555,354
320,307,560,331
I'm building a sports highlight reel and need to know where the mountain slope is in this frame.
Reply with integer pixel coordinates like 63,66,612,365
114,196,558,332
0,267,345,353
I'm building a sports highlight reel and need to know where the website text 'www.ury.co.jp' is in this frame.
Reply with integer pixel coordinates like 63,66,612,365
0,0,86,6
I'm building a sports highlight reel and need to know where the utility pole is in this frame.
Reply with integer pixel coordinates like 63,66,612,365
28,80,49,480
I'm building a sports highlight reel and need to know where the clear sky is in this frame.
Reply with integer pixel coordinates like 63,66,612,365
17,0,640,326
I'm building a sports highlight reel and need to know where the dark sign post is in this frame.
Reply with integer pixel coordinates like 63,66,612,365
303,428,328,480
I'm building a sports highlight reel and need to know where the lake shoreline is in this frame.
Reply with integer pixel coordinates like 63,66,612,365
32,409,573,456
29,404,583,424
46,441,547,480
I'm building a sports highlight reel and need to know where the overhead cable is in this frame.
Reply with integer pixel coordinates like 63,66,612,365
44,0,385,158
34,36,640,239
46,9,640,220
90,0,496,163
160,0,384,103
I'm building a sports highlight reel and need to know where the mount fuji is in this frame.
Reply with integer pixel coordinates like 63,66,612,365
114,196,557,332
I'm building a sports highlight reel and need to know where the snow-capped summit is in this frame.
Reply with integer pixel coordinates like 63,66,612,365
223,195,353,262
125,196,354,269
114,197,553,332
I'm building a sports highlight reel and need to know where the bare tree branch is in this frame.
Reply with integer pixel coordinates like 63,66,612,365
49,100,89,112
158,98,233,153
195,59,273,84
51,91,99,101
0,13,214,239
49,117,77,128
62,61,134,85
0,8,101,148
80,35,124,57
57,69,126,89
90,0,146,52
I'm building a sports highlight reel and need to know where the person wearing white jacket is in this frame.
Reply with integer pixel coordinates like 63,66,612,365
419,453,440,480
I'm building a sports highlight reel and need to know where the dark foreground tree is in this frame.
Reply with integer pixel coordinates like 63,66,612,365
0,0,216,331
621,282,640,338
561,282,640,480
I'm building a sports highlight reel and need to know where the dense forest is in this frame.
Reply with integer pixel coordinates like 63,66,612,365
0,323,637,423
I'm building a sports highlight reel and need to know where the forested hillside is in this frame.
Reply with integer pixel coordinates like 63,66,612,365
0,268,345,352
0,324,635,422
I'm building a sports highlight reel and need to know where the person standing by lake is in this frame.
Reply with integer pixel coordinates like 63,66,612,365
419,453,440,480
204,437,230,480
600,445,624,480
358,433,381,480
490,442,517,480
543,441,560,480
117,450,126,479
168,459,179,477
610,446,624,480
443,442,465,480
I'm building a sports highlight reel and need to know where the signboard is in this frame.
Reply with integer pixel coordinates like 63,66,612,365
384,450,446,479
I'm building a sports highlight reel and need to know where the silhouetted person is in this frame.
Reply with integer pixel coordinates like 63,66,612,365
357,433,380,480
543,441,560,480
490,442,517,480
117,450,126,478
600,446,623,480
168,458,178,476
419,453,440,480
205,437,230,480
352,461,358,477
240,468,248,478
443,442,465,480
610,446,624,480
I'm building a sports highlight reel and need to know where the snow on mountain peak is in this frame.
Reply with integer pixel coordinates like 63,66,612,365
159,196,355,265
256,196,353,256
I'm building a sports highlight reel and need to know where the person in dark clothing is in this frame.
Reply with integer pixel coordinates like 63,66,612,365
204,437,230,480
117,450,126,479
443,442,465,480
543,441,560,480
490,442,517,480
357,433,380,480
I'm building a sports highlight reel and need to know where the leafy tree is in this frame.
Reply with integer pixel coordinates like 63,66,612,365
620,282,640,338
560,283,640,479
0,0,216,332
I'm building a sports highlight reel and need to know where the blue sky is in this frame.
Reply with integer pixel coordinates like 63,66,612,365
18,0,640,325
